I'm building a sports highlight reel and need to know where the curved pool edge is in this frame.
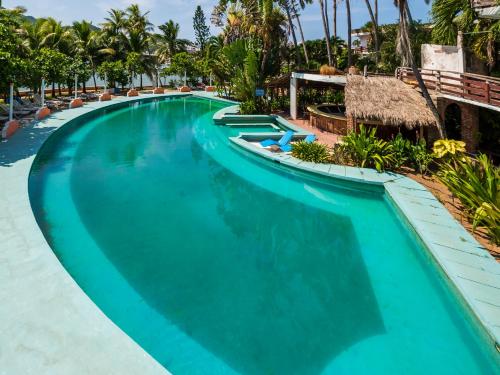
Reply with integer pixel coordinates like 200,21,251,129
0,93,206,374
226,121,500,352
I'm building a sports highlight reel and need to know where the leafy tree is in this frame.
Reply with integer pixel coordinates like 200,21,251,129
33,48,71,97
155,20,190,64
163,52,201,85
97,60,129,89
193,5,210,53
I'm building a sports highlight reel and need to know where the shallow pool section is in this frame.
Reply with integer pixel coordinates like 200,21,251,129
29,97,499,374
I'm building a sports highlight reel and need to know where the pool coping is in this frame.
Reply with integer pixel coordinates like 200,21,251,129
216,108,500,351
0,92,220,374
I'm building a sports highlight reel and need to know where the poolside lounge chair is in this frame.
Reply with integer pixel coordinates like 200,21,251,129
0,103,32,118
304,134,316,143
260,130,294,148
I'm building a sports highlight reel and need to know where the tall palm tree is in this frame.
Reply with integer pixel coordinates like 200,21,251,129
72,20,100,91
156,20,190,64
291,0,311,66
280,0,302,67
395,0,444,137
346,0,352,67
333,0,338,40
319,0,333,66
363,0,379,69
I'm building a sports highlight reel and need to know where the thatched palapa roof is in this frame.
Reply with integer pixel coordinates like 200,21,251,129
345,75,436,129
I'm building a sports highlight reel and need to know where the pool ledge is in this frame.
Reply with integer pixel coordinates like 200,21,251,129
229,133,500,349
0,93,200,374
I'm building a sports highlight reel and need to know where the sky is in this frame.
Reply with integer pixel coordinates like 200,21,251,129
4,0,433,41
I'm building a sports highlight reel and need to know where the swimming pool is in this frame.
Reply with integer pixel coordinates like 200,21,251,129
29,96,499,374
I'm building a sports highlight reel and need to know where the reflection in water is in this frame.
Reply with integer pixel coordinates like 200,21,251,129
67,98,383,374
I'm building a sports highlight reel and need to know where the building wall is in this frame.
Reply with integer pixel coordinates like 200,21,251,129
436,97,479,152
421,44,465,72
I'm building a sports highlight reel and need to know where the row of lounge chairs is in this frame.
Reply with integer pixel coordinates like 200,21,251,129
260,131,316,152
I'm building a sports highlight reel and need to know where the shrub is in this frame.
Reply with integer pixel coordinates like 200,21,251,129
409,139,434,175
330,143,349,165
433,139,466,160
342,125,395,172
438,154,500,244
292,141,330,163
390,133,411,169
239,100,257,115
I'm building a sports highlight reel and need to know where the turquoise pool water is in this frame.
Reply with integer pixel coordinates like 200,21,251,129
29,97,499,374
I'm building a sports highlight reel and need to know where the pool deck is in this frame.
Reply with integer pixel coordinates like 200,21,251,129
218,108,500,352
1,93,498,374
0,94,197,375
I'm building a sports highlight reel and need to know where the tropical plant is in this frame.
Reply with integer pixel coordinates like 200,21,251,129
232,47,261,113
391,133,411,169
292,140,330,163
342,125,396,172
433,139,466,159
163,52,201,86
438,154,500,244
409,139,434,175
155,20,190,64
97,60,129,89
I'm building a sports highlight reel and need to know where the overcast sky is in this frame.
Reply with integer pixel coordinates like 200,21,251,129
4,0,432,41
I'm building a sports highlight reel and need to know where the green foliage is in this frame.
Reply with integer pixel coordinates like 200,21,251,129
97,60,129,88
409,139,434,175
33,48,71,84
193,6,210,53
291,141,330,163
433,139,466,159
391,133,411,169
438,154,500,244
163,52,201,85
232,47,258,109
342,125,396,172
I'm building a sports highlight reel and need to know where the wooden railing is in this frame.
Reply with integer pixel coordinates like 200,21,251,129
396,67,500,108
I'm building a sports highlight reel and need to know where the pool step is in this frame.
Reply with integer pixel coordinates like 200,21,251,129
224,122,281,130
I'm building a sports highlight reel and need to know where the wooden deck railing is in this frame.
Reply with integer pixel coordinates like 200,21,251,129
396,67,500,108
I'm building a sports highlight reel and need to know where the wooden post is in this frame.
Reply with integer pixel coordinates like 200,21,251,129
436,71,441,92
485,80,490,104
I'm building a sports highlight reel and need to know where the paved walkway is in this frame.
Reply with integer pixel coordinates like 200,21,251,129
285,117,342,145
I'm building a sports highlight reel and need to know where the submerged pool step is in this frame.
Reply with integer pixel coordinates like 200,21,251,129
224,122,281,130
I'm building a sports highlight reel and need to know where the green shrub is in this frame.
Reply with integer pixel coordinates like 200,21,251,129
239,100,257,114
390,133,411,170
330,143,349,165
291,141,330,163
438,154,500,244
409,139,434,175
342,125,395,172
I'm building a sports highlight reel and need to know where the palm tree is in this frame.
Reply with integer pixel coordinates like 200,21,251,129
363,0,379,69
280,0,302,67
346,0,352,67
319,0,333,66
156,20,190,64
291,0,312,66
72,20,100,91
395,0,444,137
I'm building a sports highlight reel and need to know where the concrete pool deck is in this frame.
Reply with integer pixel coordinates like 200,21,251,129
0,94,196,374
1,93,498,374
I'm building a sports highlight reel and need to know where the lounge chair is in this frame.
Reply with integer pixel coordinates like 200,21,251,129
280,134,316,152
260,130,294,148
0,103,32,118
304,134,316,143
13,101,37,114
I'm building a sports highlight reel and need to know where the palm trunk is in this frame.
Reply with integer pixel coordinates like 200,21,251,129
319,0,333,66
93,71,97,92
140,74,143,90
51,82,55,98
284,3,302,67
375,0,378,25
363,0,379,71
333,0,337,39
398,1,444,137
293,4,309,66
346,0,352,68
